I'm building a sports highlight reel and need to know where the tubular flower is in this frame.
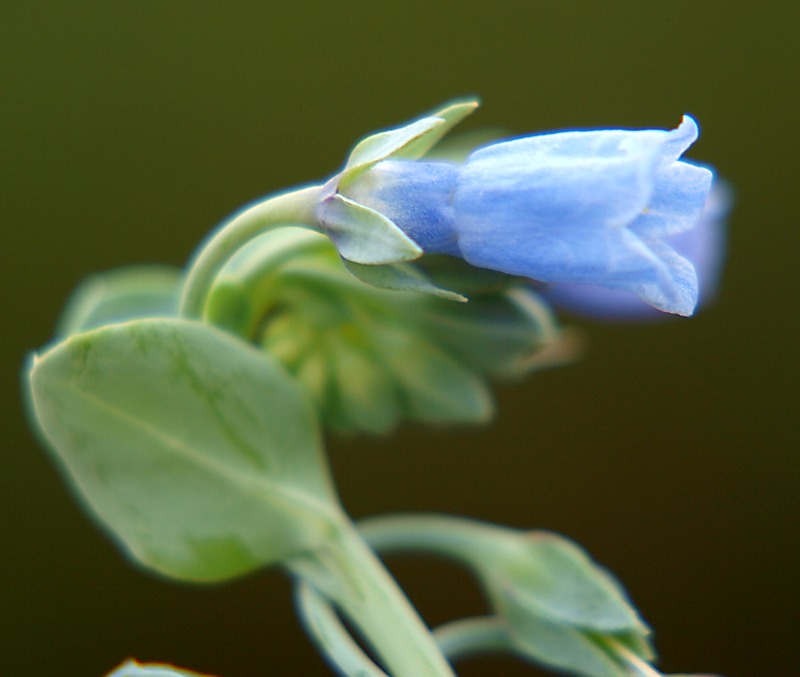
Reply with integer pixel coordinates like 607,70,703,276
544,181,730,319
334,114,713,316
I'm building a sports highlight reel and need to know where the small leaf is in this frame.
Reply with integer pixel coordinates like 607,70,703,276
28,319,338,582
326,333,402,434
395,99,480,161
57,265,182,337
506,533,648,633
379,331,493,424
106,660,216,677
422,291,557,377
319,194,423,265
341,99,479,182
499,602,622,677
344,259,466,302
344,116,443,175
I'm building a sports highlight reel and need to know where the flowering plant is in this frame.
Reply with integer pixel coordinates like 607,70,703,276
25,99,727,677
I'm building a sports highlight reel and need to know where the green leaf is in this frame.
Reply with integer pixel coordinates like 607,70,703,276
504,533,648,634
422,291,557,377
325,332,402,434
499,603,623,677
343,259,466,302
379,331,493,424
319,194,423,265
28,318,339,582
106,660,216,677
56,265,182,337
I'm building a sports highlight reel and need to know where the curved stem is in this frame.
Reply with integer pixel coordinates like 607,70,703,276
359,513,518,567
179,184,324,319
286,519,455,677
296,581,515,675
433,616,512,662
295,579,390,677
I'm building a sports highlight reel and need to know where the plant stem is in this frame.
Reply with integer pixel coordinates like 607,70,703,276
359,513,517,566
433,616,511,661
287,518,456,677
179,184,324,319
295,579,389,677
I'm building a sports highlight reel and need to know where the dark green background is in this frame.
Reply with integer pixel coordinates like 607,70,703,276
3,3,798,676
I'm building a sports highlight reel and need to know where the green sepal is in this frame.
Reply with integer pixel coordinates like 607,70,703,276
498,602,624,677
27,318,339,582
416,255,517,296
343,259,466,302
319,194,423,265
482,532,654,675
343,116,442,177
106,660,216,677
56,265,182,337
340,98,479,184
494,533,649,635
394,98,480,161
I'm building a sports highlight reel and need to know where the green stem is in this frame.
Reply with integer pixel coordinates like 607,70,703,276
287,519,455,677
296,581,513,675
295,579,390,677
433,616,512,662
359,513,518,567
179,184,324,319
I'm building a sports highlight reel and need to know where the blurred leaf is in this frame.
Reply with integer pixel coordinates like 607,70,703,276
28,318,338,582
498,602,623,677
57,265,182,337
380,330,493,424
499,533,648,633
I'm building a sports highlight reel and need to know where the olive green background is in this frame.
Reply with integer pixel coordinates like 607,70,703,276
3,3,798,676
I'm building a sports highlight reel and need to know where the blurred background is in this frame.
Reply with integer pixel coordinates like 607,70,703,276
3,3,798,676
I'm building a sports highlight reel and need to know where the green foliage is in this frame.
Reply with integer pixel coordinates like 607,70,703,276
202,228,563,434
483,532,654,677
56,265,182,337
28,319,339,581
20,98,695,677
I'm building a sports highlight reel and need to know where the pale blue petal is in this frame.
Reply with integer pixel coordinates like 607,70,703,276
630,161,712,239
548,181,729,319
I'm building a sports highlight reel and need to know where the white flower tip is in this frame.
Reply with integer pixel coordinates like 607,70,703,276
675,114,700,143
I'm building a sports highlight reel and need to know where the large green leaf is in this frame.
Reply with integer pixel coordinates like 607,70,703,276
56,265,182,337
28,318,339,582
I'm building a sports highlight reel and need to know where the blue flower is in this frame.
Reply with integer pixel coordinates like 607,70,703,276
342,116,714,316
